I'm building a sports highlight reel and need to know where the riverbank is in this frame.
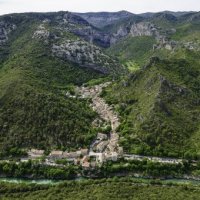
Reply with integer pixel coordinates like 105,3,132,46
1,177,200,200
1,174,200,186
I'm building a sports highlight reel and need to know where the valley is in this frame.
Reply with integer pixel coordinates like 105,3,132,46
0,9,200,199
10,82,184,167
0,81,199,183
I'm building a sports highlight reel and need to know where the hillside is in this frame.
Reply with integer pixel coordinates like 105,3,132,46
102,54,200,158
0,12,124,156
106,11,200,67
106,36,156,67
0,10,200,159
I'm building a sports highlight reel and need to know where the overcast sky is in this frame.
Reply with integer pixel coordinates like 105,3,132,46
0,0,199,15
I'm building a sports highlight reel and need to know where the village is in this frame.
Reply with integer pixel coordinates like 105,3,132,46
22,82,123,169
21,82,183,169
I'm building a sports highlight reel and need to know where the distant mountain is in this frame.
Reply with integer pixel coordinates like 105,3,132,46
139,11,196,18
74,10,134,28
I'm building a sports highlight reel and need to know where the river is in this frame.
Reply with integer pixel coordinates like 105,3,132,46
1,177,200,186
0,178,61,185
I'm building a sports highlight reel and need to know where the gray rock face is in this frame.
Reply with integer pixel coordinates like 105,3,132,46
33,22,50,40
52,39,120,74
70,26,112,48
52,13,112,48
70,21,162,47
52,13,173,49
0,21,16,45
130,22,159,37
108,22,160,45
109,22,163,46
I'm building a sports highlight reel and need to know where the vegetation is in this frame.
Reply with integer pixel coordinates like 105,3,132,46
102,55,200,158
100,159,200,178
0,15,108,155
1,178,200,199
0,10,200,180
2,156,200,181
107,36,156,66
0,160,78,180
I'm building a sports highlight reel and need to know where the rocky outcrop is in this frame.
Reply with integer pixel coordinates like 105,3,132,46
0,21,16,45
33,22,50,40
51,13,113,48
129,22,159,37
70,26,112,48
30,12,176,50
158,75,188,97
52,39,120,74
109,22,171,47
63,12,90,26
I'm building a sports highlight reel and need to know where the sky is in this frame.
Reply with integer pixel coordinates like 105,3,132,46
0,0,199,15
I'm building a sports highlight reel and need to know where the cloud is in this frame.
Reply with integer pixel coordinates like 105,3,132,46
0,0,199,15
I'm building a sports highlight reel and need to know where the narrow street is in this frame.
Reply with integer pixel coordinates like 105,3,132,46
77,82,122,159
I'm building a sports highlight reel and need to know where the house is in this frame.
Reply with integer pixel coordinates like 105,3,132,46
89,152,105,163
105,152,118,161
76,149,88,157
81,149,88,156
76,150,82,157
97,153,105,163
95,141,109,152
28,149,44,158
81,155,90,169
63,151,79,159
90,161,96,168
82,161,90,169
97,133,108,141
49,150,63,159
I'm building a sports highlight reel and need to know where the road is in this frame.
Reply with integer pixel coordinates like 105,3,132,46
124,154,182,164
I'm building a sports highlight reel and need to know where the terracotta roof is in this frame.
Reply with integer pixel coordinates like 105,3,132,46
82,162,90,168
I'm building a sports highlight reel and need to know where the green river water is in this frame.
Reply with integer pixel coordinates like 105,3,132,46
0,177,200,185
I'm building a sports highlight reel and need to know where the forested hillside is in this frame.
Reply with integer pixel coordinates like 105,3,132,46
102,53,200,158
0,12,123,156
0,10,200,158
